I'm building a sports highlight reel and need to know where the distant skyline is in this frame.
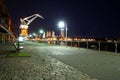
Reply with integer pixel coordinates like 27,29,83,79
3,0,120,38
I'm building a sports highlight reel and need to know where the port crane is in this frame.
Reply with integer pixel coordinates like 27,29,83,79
19,14,44,36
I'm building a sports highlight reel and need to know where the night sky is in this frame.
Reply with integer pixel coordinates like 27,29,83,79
3,0,120,38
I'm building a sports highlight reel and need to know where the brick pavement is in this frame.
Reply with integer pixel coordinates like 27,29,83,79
0,42,97,80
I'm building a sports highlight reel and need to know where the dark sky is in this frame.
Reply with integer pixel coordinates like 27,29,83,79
3,0,120,38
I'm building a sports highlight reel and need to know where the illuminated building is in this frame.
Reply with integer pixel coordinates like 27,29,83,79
45,30,55,38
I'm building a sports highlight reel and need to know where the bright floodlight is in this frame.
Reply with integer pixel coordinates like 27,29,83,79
18,36,23,42
58,21,65,28
39,29,44,34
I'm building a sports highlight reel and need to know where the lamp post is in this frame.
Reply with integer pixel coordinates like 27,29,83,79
33,33,36,36
58,21,68,46
32,33,36,41
39,29,44,39
39,29,44,34
65,24,68,42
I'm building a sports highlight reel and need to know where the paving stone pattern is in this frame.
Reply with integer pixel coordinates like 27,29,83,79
0,42,97,80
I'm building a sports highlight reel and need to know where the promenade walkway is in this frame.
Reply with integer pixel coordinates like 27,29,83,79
0,42,97,80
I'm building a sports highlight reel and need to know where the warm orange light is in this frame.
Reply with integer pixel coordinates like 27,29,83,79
20,28,28,36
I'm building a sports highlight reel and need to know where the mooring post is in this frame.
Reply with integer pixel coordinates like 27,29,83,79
78,41,79,48
115,41,118,53
71,41,72,47
87,42,89,49
98,41,101,51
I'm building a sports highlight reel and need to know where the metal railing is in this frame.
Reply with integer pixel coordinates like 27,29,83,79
36,40,120,53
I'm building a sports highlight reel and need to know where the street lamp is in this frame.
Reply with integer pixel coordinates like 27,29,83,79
58,21,68,46
33,33,36,36
58,21,65,29
39,29,44,34
39,29,44,39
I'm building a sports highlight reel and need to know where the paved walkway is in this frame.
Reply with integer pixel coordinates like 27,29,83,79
0,42,97,80
49,44,120,80
0,42,15,58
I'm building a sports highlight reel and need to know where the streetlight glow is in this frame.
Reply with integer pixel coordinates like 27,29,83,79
58,21,65,28
39,29,44,34
33,33,36,36
39,29,44,39
58,21,68,46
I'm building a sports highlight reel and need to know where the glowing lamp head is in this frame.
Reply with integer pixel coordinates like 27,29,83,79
58,21,65,28
39,30,44,34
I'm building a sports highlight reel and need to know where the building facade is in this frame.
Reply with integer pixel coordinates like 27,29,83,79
0,0,15,43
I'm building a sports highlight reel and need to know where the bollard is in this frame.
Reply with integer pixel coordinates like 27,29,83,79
86,42,89,49
78,41,79,48
98,42,101,51
115,42,117,53
71,41,72,47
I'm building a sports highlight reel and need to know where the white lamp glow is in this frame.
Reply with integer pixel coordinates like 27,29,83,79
58,21,65,28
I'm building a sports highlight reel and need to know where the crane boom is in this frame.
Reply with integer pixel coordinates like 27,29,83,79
20,14,43,26
23,14,43,20
19,14,44,36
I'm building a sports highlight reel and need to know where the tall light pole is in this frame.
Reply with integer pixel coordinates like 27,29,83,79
39,29,44,39
65,24,68,41
58,21,65,38
58,21,68,46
